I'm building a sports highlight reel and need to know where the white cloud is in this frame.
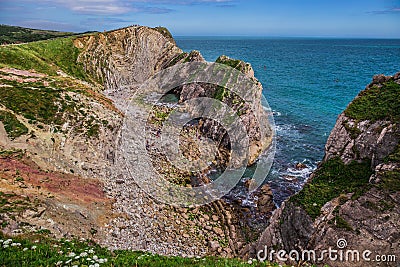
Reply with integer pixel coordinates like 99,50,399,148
13,19,83,32
17,0,234,15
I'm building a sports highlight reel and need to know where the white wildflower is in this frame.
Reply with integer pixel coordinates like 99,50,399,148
65,259,72,264
31,246,37,250
56,261,63,266
94,263,99,267
34,240,39,243
67,252,76,257
88,249,95,254
89,265,94,267
247,259,253,264
74,255,80,259
3,245,9,248
98,259,104,263
11,243,18,247
23,248,28,251
0,239,3,243
53,244,59,248
58,250,63,255
86,258,91,261
80,252,88,257
72,265,78,267
103,258,108,263
93,255,98,260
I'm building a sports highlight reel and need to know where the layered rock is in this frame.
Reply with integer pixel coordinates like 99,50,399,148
74,26,181,95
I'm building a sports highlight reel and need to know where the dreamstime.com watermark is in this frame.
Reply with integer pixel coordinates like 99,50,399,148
257,239,397,264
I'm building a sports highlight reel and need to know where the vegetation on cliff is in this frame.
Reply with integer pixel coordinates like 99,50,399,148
0,37,92,82
291,157,373,219
0,233,287,267
153,26,175,44
216,55,252,74
0,69,110,138
345,80,400,122
0,111,28,139
0,25,78,44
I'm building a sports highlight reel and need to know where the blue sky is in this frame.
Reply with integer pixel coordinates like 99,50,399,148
0,0,399,37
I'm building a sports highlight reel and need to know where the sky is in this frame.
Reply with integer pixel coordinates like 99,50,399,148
0,0,399,38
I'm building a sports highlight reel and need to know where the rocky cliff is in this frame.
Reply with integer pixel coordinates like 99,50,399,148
249,72,400,266
0,25,274,258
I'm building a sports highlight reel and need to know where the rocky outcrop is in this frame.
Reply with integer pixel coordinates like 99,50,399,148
248,72,400,267
324,72,400,168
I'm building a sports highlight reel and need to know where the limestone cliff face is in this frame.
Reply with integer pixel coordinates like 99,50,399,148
249,72,400,267
74,26,182,96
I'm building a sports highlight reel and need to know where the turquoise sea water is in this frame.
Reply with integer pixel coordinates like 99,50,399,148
175,37,400,204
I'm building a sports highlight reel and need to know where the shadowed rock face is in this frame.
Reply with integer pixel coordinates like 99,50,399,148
248,72,400,267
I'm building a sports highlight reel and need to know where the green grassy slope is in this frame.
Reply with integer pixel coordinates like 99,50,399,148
345,81,400,122
0,24,78,44
0,37,91,82
0,232,289,267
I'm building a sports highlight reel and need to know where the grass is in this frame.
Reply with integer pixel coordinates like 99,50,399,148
0,79,70,126
384,143,400,163
86,124,100,138
214,86,226,101
0,148,24,159
376,171,400,193
215,56,250,74
216,56,242,70
0,76,107,137
153,26,175,43
332,215,353,231
0,192,38,215
0,24,76,44
0,233,290,267
0,110,28,139
344,81,400,122
166,52,189,68
0,36,92,82
291,157,373,219
342,120,361,139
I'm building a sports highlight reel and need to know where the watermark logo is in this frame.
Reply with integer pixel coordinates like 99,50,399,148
336,238,347,249
257,238,397,264
120,62,276,207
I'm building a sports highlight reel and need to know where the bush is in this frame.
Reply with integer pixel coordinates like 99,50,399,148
0,110,28,139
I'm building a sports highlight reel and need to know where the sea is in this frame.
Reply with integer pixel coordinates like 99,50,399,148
175,37,400,205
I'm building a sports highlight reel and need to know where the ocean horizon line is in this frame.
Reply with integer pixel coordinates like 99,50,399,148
174,35,400,40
